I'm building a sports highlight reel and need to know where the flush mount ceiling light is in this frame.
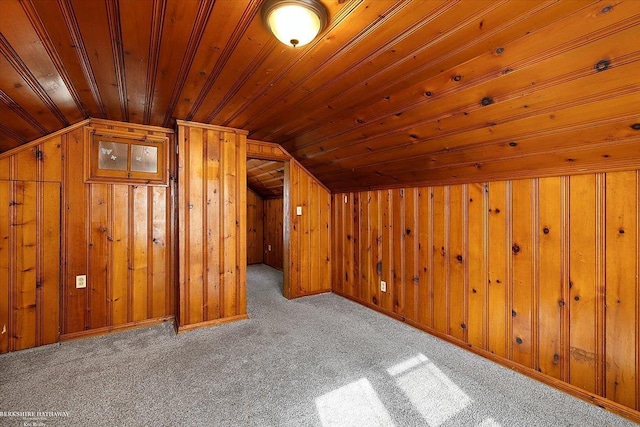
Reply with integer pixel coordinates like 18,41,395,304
261,0,328,48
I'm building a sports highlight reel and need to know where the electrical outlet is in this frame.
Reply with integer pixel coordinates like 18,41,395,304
268,244,272,251
296,206,302,216
76,275,87,289
380,280,387,292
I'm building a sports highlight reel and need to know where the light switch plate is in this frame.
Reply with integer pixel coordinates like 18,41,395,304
76,275,87,289
296,206,302,216
381,281,387,292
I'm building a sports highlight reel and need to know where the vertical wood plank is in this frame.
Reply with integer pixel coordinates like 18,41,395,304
206,130,221,320
236,133,246,315
511,179,534,368
344,192,354,298
595,173,606,398
637,170,640,412
332,194,344,295
89,184,108,329
222,132,237,316
488,181,508,358
39,182,60,345
340,193,353,296
353,192,362,299
150,186,168,318
568,174,598,393
538,177,563,379
467,183,487,349
605,171,637,409
449,184,465,341
0,182,10,353
392,189,404,316
256,194,264,265
360,191,370,303
14,181,37,350
432,186,447,333
131,185,149,322
417,187,432,327
404,188,418,323
111,185,129,325
246,190,256,263
310,180,320,293
381,190,392,312
246,190,263,264
289,164,300,297
321,186,331,293
188,127,204,324
370,190,381,307
63,128,87,334
299,168,311,294
264,198,284,270
283,162,291,299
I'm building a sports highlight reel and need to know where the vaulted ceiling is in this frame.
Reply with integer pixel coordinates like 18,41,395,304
1,0,639,192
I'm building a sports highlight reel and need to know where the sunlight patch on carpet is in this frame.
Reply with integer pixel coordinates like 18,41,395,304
316,378,394,427
388,353,471,426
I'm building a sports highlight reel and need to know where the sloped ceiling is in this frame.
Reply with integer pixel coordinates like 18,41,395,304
247,158,284,198
0,0,639,192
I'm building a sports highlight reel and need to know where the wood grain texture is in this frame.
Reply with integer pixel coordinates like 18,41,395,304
177,121,247,330
0,180,60,353
2,2,639,194
332,168,640,419
263,198,283,270
0,118,178,340
0,182,10,353
605,171,638,409
286,160,332,298
246,189,264,265
247,139,331,298
247,158,284,198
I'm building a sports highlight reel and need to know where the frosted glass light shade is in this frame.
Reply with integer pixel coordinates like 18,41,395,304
262,0,328,47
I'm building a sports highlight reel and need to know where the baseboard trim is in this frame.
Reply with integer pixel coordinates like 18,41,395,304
290,288,331,299
60,316,175,342
331,289,640,424
175,314,249,334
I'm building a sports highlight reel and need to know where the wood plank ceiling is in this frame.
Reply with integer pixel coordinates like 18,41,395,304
0,0,639,192
247,158,284,198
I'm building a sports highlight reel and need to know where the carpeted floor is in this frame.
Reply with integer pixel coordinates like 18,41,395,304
0,264,636,426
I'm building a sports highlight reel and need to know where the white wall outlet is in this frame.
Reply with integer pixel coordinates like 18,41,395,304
76,275,87,289
268,244,272,251
380,280,387,292
296,206,302,216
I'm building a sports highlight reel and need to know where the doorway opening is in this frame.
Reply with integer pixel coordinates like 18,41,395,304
246,157,288,295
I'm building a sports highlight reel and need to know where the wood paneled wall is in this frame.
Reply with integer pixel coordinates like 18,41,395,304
177,121,247,331
62,120,175,338
247,189,264,265
247,139,331,298
285,161,332,298
332,170,640,420
0,181,60,352
1,132,64,352
0,119,175,351
264,198,283,270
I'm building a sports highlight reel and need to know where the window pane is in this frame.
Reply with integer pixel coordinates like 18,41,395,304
98,141,128,171
131,145,158,173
